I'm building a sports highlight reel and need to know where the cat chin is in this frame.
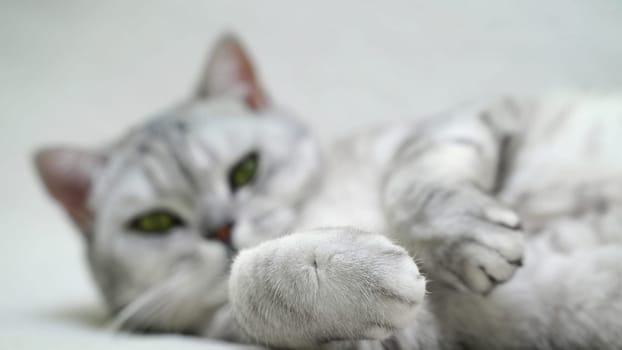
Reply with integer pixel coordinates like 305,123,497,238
104,272,231,334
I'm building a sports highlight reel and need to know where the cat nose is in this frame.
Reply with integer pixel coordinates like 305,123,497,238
205,221,235,246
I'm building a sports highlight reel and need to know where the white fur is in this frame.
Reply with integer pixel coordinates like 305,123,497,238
82,94,622,349
230,94,622,349
36,36,622,349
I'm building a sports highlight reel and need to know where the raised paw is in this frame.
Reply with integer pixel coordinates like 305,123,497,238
423,207,525,294
229,227,426,348
389,185,525,294
442,228,524,294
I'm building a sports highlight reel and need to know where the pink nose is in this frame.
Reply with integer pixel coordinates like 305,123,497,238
211,222,233,244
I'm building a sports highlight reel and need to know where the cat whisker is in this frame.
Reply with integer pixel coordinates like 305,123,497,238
108,272,190,332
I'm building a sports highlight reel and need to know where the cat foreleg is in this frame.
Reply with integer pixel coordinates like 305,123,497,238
383,99,526,294
228,227,426,349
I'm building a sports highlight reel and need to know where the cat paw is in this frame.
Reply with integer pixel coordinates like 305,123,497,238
431,206,525,294
444,228,524,294
229,227,426,348
391,186,525,294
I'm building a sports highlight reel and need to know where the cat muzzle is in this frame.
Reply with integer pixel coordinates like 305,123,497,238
205,222,235,247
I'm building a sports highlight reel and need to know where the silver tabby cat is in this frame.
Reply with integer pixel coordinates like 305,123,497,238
35,34,622,349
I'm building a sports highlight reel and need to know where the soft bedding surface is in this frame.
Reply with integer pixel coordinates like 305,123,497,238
2,0,622,348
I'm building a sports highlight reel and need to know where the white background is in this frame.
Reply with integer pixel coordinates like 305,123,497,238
1,0,622,348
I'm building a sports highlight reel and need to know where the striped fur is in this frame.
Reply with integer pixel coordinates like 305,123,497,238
35,35,622,349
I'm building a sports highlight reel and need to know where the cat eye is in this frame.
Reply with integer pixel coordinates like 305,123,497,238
127,210,185,234
228,152,259,191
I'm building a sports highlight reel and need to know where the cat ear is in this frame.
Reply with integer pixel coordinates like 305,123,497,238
195,33,269,110
34,147,105,234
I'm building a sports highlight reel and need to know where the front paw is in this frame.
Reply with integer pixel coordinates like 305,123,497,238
229,227,426,348
435,218,524,294
391,186,525,294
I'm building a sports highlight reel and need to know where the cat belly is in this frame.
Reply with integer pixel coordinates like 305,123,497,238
297,186,386,234
296,156,388,233
435,238,622,349
297,122,415,234
499,95,622,232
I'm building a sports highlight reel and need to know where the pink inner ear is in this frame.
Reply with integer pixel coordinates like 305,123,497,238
197,34,270,110
34,148,102,231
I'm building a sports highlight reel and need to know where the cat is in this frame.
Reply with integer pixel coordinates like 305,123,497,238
34,33,622,349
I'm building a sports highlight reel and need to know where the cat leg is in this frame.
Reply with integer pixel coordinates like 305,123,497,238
228,227,426,349
386,183,525,294
383,98,526,294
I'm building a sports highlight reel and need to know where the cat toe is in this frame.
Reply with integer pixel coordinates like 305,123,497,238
457,240,523,294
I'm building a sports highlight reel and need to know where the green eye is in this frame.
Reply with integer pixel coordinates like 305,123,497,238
229,152,259,191
127,210,184,233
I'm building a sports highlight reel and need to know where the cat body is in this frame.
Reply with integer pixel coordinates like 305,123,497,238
35,35,622,349
384,96,622,349
276,95,622,349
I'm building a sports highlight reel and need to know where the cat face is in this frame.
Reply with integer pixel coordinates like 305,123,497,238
34,34,322,333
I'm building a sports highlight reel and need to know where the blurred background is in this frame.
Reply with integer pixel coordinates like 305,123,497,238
1,0,622,348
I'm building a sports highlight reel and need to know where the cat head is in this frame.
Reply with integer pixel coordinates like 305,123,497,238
34,34,322,333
